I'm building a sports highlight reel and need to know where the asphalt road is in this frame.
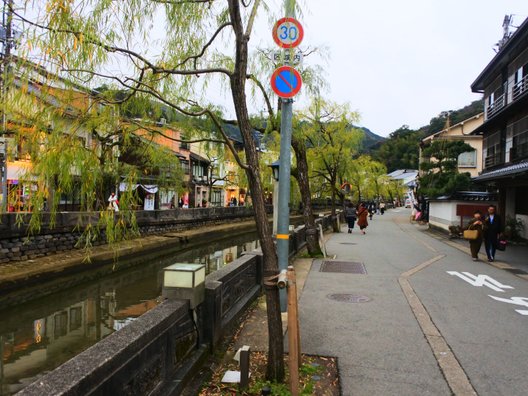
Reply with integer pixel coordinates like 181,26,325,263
299,208,528,396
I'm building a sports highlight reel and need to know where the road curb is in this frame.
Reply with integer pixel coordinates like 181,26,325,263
399,255,478,396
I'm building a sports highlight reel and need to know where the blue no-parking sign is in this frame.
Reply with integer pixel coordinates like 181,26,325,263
270,66,302,99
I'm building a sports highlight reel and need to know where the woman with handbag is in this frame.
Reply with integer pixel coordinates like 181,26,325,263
466,210,485,261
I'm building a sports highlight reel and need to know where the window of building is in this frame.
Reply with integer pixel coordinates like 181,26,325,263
211,189,223,207
180,159,190,174
458,150,477,168
483,131,502,168
507,116,528,162
192,162,206,178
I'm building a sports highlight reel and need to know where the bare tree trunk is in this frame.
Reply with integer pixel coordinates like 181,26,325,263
291,137,322,256
228,0,284,381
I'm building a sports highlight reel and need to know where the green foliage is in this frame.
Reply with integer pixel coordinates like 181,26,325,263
504,216,526,241
371,125,422,173
299,98,363,209
424,100,484,136
250,380,291,395
370,100,484,173
419,140,474,198
346,156,390,202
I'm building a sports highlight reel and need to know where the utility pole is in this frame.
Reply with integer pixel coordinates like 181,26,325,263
276,0,296,311
0,0,13,212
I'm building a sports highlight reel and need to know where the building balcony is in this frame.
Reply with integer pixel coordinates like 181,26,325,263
485,74,528,121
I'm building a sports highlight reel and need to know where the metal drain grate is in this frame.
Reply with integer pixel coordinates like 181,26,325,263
339,242,357,245
327,294,371,303
320,260,367,274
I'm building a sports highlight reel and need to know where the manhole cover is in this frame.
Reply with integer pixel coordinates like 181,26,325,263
320,260,367,274
339,242,357,245
327,294,371,303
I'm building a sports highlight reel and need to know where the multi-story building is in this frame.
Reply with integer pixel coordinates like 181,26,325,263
470,17,528,238
420,113,484,178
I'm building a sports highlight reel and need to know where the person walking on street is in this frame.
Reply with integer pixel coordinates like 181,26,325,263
484,205,502,262
467,210,485,261
108,192,119,212
357,203,369,235
368,202,375,220
380,201,386,215
345,202,357,233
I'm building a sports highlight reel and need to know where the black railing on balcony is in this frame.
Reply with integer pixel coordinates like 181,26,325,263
485,74,528,120
512,74,528,101
486,94,506,119
510,142,528,162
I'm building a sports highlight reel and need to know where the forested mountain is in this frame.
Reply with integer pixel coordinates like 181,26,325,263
358,126,386,150
370,99,484,172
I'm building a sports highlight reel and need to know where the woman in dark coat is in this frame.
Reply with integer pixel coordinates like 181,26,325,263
357,203,369,235
344,202,357,233
467,210,485,261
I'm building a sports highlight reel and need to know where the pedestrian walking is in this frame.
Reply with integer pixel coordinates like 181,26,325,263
380,201,386,215
466,210,485,261
108,192,119,212
368,202,375,220
483,205,502,262
344,202,357,233
357,203,369,235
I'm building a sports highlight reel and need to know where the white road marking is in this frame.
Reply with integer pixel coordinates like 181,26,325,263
447,271,514,293
488,296,528,316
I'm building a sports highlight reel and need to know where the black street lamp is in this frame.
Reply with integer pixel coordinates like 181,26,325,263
270,160,280,182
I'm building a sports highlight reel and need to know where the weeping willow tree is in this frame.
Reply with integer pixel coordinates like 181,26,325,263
5,64,183,250
301,98,363,230
9,0,302,380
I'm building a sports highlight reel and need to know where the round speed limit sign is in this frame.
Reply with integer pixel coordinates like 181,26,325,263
272,17,304,49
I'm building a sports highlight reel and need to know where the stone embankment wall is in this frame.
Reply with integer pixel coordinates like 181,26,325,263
19,213,339,396
0,207,270,264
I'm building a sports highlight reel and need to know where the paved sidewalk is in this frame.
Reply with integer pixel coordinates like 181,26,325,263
299,210,450,395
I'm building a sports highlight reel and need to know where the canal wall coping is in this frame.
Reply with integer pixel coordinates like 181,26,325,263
16,212,340,395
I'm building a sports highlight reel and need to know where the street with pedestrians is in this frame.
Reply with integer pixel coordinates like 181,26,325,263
298,208,528,395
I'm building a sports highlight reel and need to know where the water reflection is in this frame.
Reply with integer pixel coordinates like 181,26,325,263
0,233,259,395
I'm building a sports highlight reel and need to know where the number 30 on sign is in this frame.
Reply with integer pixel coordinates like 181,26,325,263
273,17,304,49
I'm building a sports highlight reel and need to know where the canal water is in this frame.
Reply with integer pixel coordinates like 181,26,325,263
0,232,260,396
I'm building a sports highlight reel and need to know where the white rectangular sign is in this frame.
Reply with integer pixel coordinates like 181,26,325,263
273,50,303,66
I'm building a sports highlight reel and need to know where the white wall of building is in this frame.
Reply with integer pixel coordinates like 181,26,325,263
429,201,458,231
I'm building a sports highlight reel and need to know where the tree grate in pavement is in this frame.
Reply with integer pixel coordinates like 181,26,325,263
320,260,367,274
327,294,371,303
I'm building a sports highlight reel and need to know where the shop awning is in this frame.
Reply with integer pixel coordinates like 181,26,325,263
119,183,159,194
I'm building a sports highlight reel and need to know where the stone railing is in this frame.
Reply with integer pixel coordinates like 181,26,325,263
17,212,337,395
19,299,202,396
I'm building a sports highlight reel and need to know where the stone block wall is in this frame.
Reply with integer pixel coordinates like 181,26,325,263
0,207,271,264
